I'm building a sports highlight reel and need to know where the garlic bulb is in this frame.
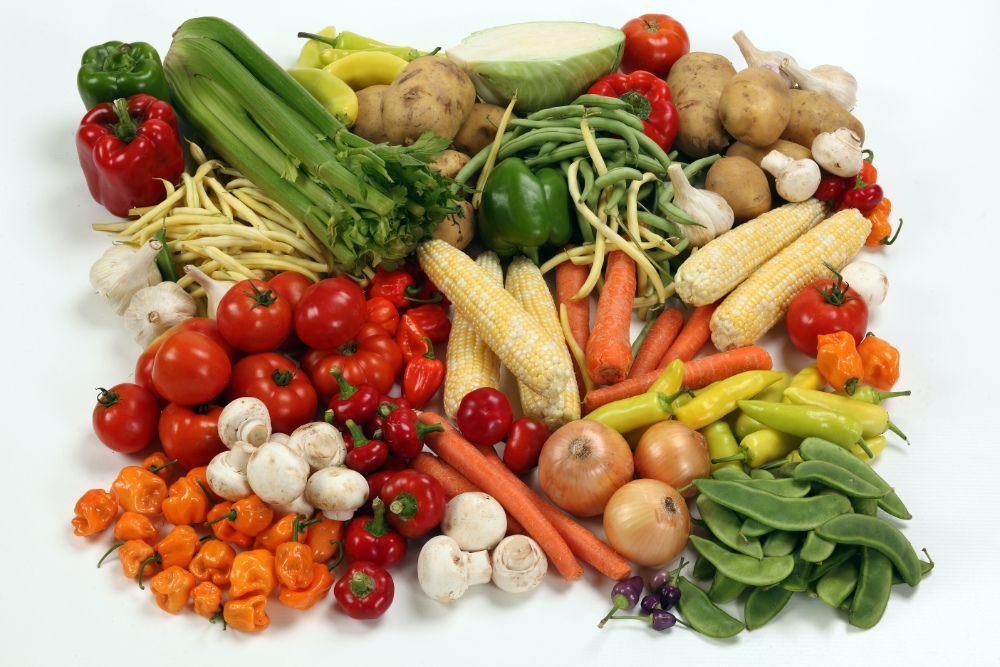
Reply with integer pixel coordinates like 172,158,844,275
89,240,163,315
811,128,864,177
667,163,734,247
124,282,197,346
184,265,234,319
760,151,821,202
732,31,796,87
780,59,857,110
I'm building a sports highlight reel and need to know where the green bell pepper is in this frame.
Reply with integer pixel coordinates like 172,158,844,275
78,41,171,109
478,158,573,262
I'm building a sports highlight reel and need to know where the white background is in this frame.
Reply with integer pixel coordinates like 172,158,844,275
3,0,999,664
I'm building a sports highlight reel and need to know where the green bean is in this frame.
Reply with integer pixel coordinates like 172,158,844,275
793,460,886,499
603,181,627,212
808,547,858,582
658,198,699,226
608,151,665,173
668,150,679,161
592,167,644,192
583,117,642,158
814,513,921,586
741,518,774,538
676,577,744,639
744,585,794,630
711,467,750,481
740,478,812,498
750,468,775,480
849,547,893,629
763,531,799,557
690,536,794,587
708,571,747,604
780,555,813,592
523,138,629,168
800,531,836,563
497,129,582,160
637,210,682,237
526,104,587,120
816,558,859,609
851,497,879,516
693,554,716,581
537,140,561,156
571,93,632,110
695,479,853,531
508,118,581,130
696,495,763,559
599,108,647,133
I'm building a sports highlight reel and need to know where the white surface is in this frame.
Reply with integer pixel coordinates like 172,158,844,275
4,0,999,664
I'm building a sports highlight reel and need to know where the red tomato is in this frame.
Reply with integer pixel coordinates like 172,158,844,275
456,387,514,446
621,14,690,78
787,278,869,357
145,317,238,361
152,330,232,405
310,323,403,399
228,353,318,434
92,383,160,453
294,277,366,350
158,403,226,470
216,279,292,353
268,271,312,309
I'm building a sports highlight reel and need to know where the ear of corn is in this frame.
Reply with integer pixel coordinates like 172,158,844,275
674,199,828,306
417,240,572,400
711,208,871,351
443,252,503,419
506,256,581,429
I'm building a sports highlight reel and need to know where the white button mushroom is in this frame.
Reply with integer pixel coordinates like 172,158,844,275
246,441,310,505
270,495,314,517
491,535,548,594
840,260,889,308
441,492,507,552
267,432,290,446
288,422,347,470
218,398,271,448
206,441,255,501
417,535,493,603
760,151,821,203
304,467,368,521
811,127,864,177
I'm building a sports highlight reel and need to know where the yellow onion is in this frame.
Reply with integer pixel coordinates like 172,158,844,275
635,421,710,498
603,479,690,567
538,420,633,517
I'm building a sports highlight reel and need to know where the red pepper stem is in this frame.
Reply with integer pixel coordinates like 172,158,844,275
96,540,125,568
388,492,419,519
349,569,376,598
332,368,357,399
111,98,138,143
346,419,369,447
364,498,392,537
95,387,120,408
421,337,437,360
416,421,445,440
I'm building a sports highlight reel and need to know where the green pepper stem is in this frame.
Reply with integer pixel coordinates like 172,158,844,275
346,419,369,447
327,540,346,571
388,492,419,519
297,31,339,48
855,438,874,458
597,594,629,628
97,540,125,568
886,421,909,443
349,569,376,598
112,98,138,143
208,606,227,630
875,389,911,402
880,219,903,245
292,515,321,542
205,509,237,525
147,459,178,474
137,552,162,590
332,368,357,399
364,498,392,537
416,421,445,440
422,337,437,360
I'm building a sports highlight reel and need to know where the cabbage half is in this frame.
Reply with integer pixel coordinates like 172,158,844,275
447,22,624,113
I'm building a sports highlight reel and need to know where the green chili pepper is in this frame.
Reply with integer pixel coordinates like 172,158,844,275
839,385,911,404
695,479,853,532
744,585,794,630
733,373,790,440
814,514,922,587
816,558,859,609
736,401,872,457
763,531,799,558
674,371,785,430
792,460,886,499
799,531,836,563
702,422,743,474
78,41,171,109
848,547,893,628
696,495,763,559
676,577,744,638
783,387,908,441
708,571,747,604
690,536,795,587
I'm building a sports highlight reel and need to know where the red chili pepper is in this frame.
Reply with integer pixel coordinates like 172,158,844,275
343,498,407,568
382,407,444,459
396,315,431,362
324,369,379,426
587,71,679,150
365,469,398,505
367,269,416,309
403,304,451,343
815,173,852,202
76,94,184,217
344,420,390,474
365,395,411,436
366,296,400,336
838,180,884,213
502,417,550,474
402,338,445,408
334,561,394,619
379,470,446,538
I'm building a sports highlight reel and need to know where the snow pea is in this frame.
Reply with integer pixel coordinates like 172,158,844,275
676,577,744,639
696,495,763,559
763,531,799,558
736,401,872,457
740,478,812,498
800,531,836,563
712,467,750,481
793,460,885,498
780,555,814,592
749,467,775,480
692,554,716,581
708,571,747,604
893,551,934,585
690,536,795,587
851,497,879,516
741,517,774,538
695,479,853,531
744,585,794,630
816,557,859,608
814,514,921,587
849,547,893,629
676,372,785,430
809,546,858,582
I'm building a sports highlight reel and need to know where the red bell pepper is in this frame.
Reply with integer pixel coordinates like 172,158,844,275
382,407,443,459
404,304,451,343
366,296,400,335
76,94,184,217
343,498,407,568
587,71,679,150
502,417,549,474
396,315,431,362
379,470,446,538
324,369,379,426
402,338,445,408
334,561,394,619
344,420,389,474
367,269,416,309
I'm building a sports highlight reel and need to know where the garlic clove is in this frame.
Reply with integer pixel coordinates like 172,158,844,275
123,281,197,347
732,31,796,87
667,163,735,247
780,59,858,111
90,240,163,315
184,265,235,319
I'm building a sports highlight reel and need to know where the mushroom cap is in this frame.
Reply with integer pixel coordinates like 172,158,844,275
268,433,291,446
304,466,368,515
247,442,310,505
418,536,484,603
270,494,314,517
206,446,253,501
491,535,548,593
289,422,347,470
441,492,507,552
218,398,271,448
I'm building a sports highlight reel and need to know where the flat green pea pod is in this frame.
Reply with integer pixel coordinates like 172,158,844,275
677,577,744,639
814,513,922,587
693,554,716,581
892,549,935,585
749,467,775,480
740,478,811,498
697,495,763,559
799,531,836,563
779,555,814,592
851,497,879,516
816,557,859,608
708,571,747,604
711,466,750,481
793,460,885,498
808,547,858,582
849,547,894,629
763,531,799,557
744,585,795,630
798,437,911,520
690,535,794,587
695,479,853,531
741,517,774,538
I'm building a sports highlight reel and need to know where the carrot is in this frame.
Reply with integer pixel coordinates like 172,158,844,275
480,448,632,581
418,412,583,580
412,452,523,535
556,255,591,389
584,345,773,411
628,307,684,378
657,302,719,367
586,251,636,385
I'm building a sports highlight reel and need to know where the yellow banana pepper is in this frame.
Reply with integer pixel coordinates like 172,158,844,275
287,68,358,126
324,51,408,90
296,26,338,69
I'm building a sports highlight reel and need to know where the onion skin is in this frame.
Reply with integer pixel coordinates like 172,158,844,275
538,420,634,517
603,479,691,567
635,421,711,498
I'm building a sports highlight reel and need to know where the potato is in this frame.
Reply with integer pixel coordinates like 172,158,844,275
704,157,771,222
718,68,792,147
352,85,389,143
454,103,508,156
382,56,476,146
781,89,865,148
432,200,474,250
665,53,736,158
430,150,471,179
726,139,811,167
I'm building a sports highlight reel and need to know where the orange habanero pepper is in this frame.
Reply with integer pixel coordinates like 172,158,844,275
162,476,210,526
816,331,865,392
205,502,253,548
305,516,344,563
112,466,167,515
120,540,157,581
138,525,200,589
858,333,901,391
255,514,319,553
278,563,335,610
230,549,276,598
224,595,270,633
207,495,273,538
186,466,221,502
189,539,236,586
143,452,179,484
72,488,118,537
191,581,223,618
98,511,160,568
275,541,315,591
149,566,197,614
